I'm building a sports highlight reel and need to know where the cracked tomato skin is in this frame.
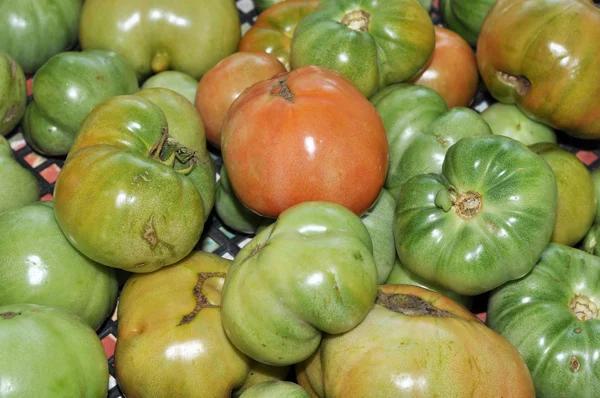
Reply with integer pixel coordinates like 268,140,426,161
221,65,388,218
53,92,215,273
477,0,600,139
296,285,535,398
221,201,378,366
394,135,558,296
488,244,600,398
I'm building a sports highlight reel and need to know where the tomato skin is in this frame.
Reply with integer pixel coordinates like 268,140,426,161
240,381,310,398
196,52,286,148
0,52,27,136
0,136,38,214
477,0,600,139
488,244,600,398
410,27,479,109
440,0,496,46
141,71,198,105
296,285,535,397
482,103,556,146
0,303,108,397
239,0,320,71
221,65,388,218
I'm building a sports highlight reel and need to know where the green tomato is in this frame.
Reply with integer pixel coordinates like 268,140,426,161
371,84,492,200
0,0,82,74
0,303,108,397
583,224,600,257
233,362,291,398
221,201,378,366
385,257,471,308
0,136,38,214
141,71,199,105
488,244,600,398
54,93,215,273
0,52,26,136
394,135,558,296
256,0,286,12
23,50,138,156
361,188,396,283
0,202,118,329
79,0,241,81
290,0,435,97
591,169,600,223
215,164,267,234
482,103,556,146
440,0,496,46
531,143,596,247
240,381,310,398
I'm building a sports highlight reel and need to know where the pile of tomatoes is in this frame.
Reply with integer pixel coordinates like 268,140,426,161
1,0,599,397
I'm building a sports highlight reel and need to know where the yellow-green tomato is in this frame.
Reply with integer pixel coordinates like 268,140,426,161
592,169,600,223
482,103,556,146
221,201,378,366
531,143,596,246
240,381,310,398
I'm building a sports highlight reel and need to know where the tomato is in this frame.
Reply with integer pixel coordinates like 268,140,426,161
360,189,396,283
0,303,108,397
296,285,535,397
440,0,496,46
79,0,240,81
215,164,268,235
256,0,287,12
290,0,435,97
239,0,320,71
222,66,388,218
394,135,558,295
141,71,199,105
370,83,491,200
195,52,286,148
54,90,215,273
583,224,600,257
0,202,118,329
116,251,287,397
593,169,600,223
221,202,378,366
477,0,600,139
385,258,471,308
0,136,38,214
23,50,138,156
482,103,557,146
240,382,310,398
531,143,596,247
233,362,291,398
409,27,479,109
0,52,26,136
0,0,81,74
488,244,600,398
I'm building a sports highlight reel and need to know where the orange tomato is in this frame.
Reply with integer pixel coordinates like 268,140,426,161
195,52,286,148
410,26,478,108
221,66,389,218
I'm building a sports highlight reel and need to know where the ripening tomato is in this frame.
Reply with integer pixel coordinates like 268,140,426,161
195,52,286,148
410,27,479,108
221,66,389,218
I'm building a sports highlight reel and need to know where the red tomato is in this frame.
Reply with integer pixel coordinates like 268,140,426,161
221,66,389,218
410,26,479,109
195,52,286,148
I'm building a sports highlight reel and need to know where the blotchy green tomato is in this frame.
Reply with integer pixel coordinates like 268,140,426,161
488,244,600,398
360,188,396,283
371,84,492,199
385,257,471,308
592,169,600,223
290,0,435,97
0,202,118,329
531,143,596,247
482,103,556,146
0,303,108,397
0,0,82,74
215,164,267,234
79,0,241,81
0,136,38,214
394,135,558,295
141,71,199,105
23,50,138,156
240,381,310,398
221,201,378,366
0,52,26,136
116,252,258,397
440,0,496,46
54,94,215,272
